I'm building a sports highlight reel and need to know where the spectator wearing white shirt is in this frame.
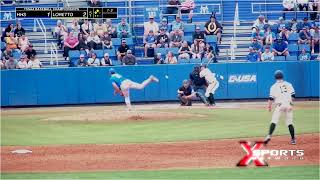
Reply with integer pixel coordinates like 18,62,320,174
311,25,319,53
252,15,266,32
27,55,42,69
86,31,102,50
81,19,93,38
87,53,100,66
17,55,28,69
144,15,159,36
282,0,296,20
100,53,113,66
5,56,18,69
261,46,275,61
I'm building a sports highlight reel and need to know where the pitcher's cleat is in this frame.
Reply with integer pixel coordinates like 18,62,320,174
150,75,159,83
290,138,296,145
264,135,271,145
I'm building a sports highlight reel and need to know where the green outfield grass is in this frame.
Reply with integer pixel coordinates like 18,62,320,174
1,106,319,146
1,165,319,179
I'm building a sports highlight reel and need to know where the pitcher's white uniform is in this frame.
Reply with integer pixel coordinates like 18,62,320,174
269,80,295,126
200,68,219,97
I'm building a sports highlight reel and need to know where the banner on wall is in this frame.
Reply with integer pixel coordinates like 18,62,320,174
144,7,160,18
0,11,15,21
228,74,257,83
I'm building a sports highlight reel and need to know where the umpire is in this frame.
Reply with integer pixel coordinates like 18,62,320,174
189,65,209,105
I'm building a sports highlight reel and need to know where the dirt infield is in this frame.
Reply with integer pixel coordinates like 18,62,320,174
1,133,318,172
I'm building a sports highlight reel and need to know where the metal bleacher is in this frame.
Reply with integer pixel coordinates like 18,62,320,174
2,0,318,67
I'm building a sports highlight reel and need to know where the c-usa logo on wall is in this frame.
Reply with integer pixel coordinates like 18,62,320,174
228,74,257,83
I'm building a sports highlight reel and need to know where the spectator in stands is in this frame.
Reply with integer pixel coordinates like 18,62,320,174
89,0,102,7
309,0,319,20
1,47,13,61
154,53,165,64
17,55,28,69
1,0,16,5
78,33,90,54
170,29,183,48
247,47,259,62
14,23,25,38
190,39,204,59
288,18,298,32
5,55,17,69
71,19,81,37
298,48,311,60
143,30,157,57
311,25,319,53
105,19,117,38
159,18,169,34
272,38,289,56
264,27,276,45
249,37,263,55
278,27,290,43
252,15,265,32
77,54,88,67
165,51,178,64
171,15,184,36
205,16,222,44
94,20,107,37
100,53,113,66
101,32,113,49
87,52,100,66
263,19,271,31
277,17,287,32
193,26,205,44
178,41,192,60
54,20,68,49
63,32,79,59
298,27,311,44
251,27,264,44
18,34,30,53
5,33,18,51
117,39,130,61
4,23,14,38
87,31,102,50
122,50,136,65
166,0,181,15
156,27,170,48
81,19,93,38
180,0,195,23
25,44,37,60
0,59,5,69
298,18,312,31
144,15,159,36
27,55,42,69
297,0,308,11
261,46,274,61
117,18,131,38
203,43,214,60
311,16,320,28
282,0,295,20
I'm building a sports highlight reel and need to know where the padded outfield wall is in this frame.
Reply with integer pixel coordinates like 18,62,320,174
1,61,319,106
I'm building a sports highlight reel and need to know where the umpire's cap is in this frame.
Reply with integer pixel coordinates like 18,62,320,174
109,68,116,74
274,70,284,80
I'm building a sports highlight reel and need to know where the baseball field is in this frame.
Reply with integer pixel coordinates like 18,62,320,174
1,100,319,179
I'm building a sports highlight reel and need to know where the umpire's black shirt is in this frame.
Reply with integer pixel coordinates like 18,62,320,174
190,71,206,86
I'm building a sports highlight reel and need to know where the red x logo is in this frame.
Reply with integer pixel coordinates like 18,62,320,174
237,141,268,167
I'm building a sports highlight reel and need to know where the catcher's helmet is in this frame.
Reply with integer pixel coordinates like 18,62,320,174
274,70,284,80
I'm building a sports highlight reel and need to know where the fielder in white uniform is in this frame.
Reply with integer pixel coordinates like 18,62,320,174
199,65,219,105
264,70,296,145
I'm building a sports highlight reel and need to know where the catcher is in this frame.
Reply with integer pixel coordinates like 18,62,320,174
177,80,195,106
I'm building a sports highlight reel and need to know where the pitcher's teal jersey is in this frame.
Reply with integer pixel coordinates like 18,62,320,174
110,73,126,88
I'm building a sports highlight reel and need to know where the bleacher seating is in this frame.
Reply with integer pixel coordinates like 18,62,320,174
286,56,298,61
190,58,202,64
178,59,190,64
299,44,311,52
274,56,286,61
288,44,299,56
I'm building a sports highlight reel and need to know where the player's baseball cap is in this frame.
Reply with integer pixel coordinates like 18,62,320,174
274,70,284,80
109,68,116,74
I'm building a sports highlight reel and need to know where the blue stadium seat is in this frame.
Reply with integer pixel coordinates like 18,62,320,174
184,24,195,36
94,50,104,58
69,50,80,59
0,42,5,50
286,56,298,61
201,58,210,63
206,35,217,43
184,36,193,43
271,24,279,34
154,48,167,56
311,54,319,60
104,49,116,57
167,47,179,55
274,56,286,61
288,33,299,44
112,60,122,66
298,44,311,52
288,44,299,56
190,58,201,64
178,59,190,64
111,38,121,46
